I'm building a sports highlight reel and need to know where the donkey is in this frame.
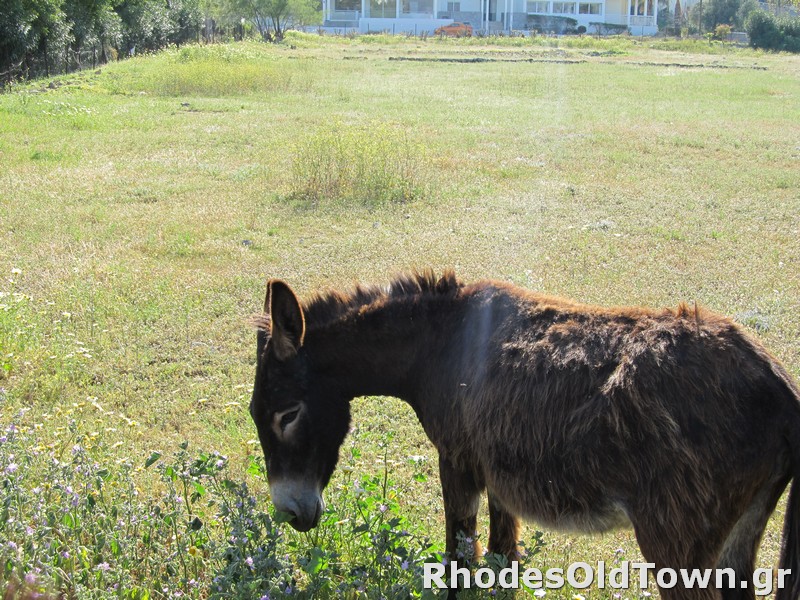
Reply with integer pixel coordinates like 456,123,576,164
249,270,800,599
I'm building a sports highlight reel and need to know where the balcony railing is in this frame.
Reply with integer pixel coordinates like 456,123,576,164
329,10,360,20
629,14,654,25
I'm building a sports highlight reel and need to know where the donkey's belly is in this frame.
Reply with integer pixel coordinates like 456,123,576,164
490,477,633,534
523,499,632,534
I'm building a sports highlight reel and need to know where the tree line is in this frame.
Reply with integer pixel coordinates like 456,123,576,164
0,0,320,82
2,0,798,82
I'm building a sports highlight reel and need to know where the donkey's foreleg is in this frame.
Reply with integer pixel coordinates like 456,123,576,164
439,456,483,562
488,493,521,561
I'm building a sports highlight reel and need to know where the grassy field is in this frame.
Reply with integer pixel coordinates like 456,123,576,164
0,33,799,598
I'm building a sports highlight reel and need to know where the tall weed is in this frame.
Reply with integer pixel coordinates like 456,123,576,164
289,121,431,209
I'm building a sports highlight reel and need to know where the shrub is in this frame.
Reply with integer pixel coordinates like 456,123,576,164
746,10,800,52
589,21,629,35
713,23,732,39
527,14,579,34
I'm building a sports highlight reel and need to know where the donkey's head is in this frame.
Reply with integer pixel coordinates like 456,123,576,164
250,280,351,532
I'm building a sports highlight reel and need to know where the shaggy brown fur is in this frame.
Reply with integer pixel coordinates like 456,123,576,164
250,270,800,600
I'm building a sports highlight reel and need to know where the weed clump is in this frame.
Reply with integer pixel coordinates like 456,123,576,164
289,121,431,209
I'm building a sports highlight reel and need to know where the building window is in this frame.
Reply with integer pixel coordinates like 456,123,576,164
578,2,601,13
447,1,461,10
552,1,575,12
527,0,549,11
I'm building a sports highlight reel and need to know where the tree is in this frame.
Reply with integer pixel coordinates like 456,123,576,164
735,0,758,28
233,0,320,40
702,0,739,29
63,0,123,67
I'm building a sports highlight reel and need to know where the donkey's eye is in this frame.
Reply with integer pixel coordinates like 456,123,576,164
279,408,300,431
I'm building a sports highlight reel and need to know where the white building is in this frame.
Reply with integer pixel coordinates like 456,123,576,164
322,0,658,35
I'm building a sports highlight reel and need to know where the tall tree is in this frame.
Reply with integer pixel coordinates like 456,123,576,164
702,0,739,28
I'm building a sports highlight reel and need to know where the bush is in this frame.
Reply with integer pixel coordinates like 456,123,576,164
589,21,629,35
746,10,800,52
527,14,579,34
713,23,732,39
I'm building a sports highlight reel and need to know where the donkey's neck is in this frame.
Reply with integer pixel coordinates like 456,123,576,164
304,299,439,401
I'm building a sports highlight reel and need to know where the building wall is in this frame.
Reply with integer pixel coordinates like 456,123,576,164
437,10,484,24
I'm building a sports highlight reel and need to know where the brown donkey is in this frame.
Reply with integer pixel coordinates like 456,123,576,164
249,270,800,599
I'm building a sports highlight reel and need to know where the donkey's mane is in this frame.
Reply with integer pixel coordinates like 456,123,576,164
302,269,462,329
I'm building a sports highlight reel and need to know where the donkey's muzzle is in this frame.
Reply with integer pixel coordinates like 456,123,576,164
270,479,324,532
286,497,323,532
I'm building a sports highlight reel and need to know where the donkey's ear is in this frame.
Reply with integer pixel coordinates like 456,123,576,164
265,280,305,361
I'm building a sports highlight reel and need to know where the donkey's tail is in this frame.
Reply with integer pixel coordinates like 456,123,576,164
777,478,800,600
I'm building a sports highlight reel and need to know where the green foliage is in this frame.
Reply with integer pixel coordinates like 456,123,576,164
289,121,431,209
0,0,204,82
229,0,320,41
702,0,740,30
714,23,733,38
589,21,629,34
735,0,760,29
0,414,550,598
746,10,800,51
116,0,202,52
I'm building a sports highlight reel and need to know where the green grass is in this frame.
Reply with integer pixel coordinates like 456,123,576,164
0,34,799,598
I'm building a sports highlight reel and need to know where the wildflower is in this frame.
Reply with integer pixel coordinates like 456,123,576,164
573,596,586,600
245,556,254,568
7,541,17,551
11,268,21,275
5,463,18,474
379,504,387,513
401,560,409,570
188,546,199,557
96,562,111,572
